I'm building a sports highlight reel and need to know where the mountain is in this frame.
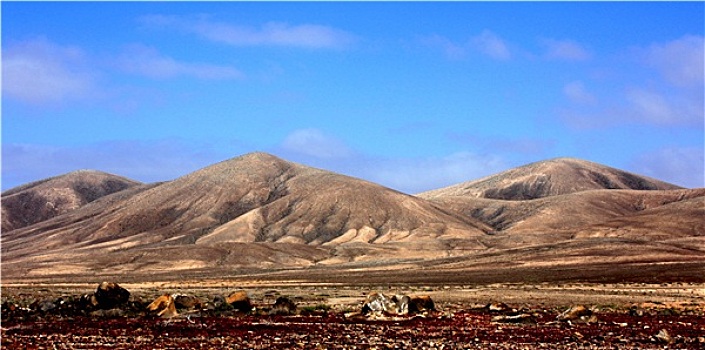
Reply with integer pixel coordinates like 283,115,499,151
2,153,702,283
1,170,141,232
418,157,682,200
1,153,489,278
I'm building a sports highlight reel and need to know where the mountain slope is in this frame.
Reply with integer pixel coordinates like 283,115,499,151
427,188,705,237
1,153,490,277
1,170,141,232
2,153,701,283
418,157,682,200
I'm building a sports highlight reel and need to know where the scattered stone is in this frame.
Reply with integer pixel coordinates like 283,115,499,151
654,329,674,344
409,295,435,313
491,313,536,324
226,291,253,312
362,292,396,315
147,294,178,318
94,282,130,309
557,305,594,322
270,296,297,315
90,308,125,318
487,302,512,313
174,294,203,310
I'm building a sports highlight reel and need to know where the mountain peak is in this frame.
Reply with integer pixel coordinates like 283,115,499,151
419,157,682,200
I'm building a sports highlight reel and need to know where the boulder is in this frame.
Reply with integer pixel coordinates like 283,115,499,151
147,294,178,318
226,291,253,312
557,305,595,323
409,295,435,313
390,294,435,315
94,282,130,309
174,294,203,310
361,292,396,315
270,296,297,315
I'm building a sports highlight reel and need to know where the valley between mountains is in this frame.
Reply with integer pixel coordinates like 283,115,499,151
2,152,703,284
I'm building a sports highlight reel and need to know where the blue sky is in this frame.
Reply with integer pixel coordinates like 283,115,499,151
2,2,704,193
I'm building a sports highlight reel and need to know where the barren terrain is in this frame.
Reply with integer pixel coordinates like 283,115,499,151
3,281,705,349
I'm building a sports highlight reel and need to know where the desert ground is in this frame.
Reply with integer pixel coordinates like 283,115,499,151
3,279,704,349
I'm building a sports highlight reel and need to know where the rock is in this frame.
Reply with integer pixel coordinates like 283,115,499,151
147,294,178,318
30,299,57,313
409,295,435,313
487,302,512,313
270,296,297,315
491,313,536,324
655,329,674,344
392,295,412,315
226,291,253,312
557,305,594,322
90,308,125,318
94,282,130,309
361,292,396,315
174,294,203,310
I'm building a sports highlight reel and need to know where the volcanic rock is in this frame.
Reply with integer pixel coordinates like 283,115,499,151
94,282,130,310
226,291,252,312
270,296,297,315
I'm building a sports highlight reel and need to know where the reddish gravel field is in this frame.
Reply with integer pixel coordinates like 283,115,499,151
3,310,705,349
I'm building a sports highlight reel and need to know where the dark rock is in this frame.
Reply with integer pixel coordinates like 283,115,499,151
270,296,297,315
174,294,203,310
94,282,130,309
226,291,252,312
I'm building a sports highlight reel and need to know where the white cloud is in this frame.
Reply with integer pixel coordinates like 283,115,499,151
541,38,591,61
631,147,704,188
116,44,243,80
471,30,511,60
2,38,98,105
643,35,704,88
625,87,703,126
563,81,596,105
142,15,356,49
281,128,352,159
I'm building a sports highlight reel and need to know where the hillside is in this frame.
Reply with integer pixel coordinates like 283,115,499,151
418,157,681,200
1,153,489,277
1,170,141,232
2,153,702,283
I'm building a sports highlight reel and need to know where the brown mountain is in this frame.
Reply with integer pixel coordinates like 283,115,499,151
1,152,489,278
418,157,682,200
1,170,141,232
2,153,702,283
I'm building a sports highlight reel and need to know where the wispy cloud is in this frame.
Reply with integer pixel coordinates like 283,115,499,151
2,38,99,105
281,128,353,159
116,44,243,80
471,30,512,60
563,81,596,105
422,30,512,61
559,35,703,129
631,147,704,188
359,152,507,194
642,35,704,88
141,14,357,49
540,38,591,61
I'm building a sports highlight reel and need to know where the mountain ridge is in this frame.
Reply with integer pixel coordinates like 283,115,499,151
2,152,702,282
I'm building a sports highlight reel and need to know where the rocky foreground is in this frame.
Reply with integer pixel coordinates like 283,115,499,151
2,282,705,349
